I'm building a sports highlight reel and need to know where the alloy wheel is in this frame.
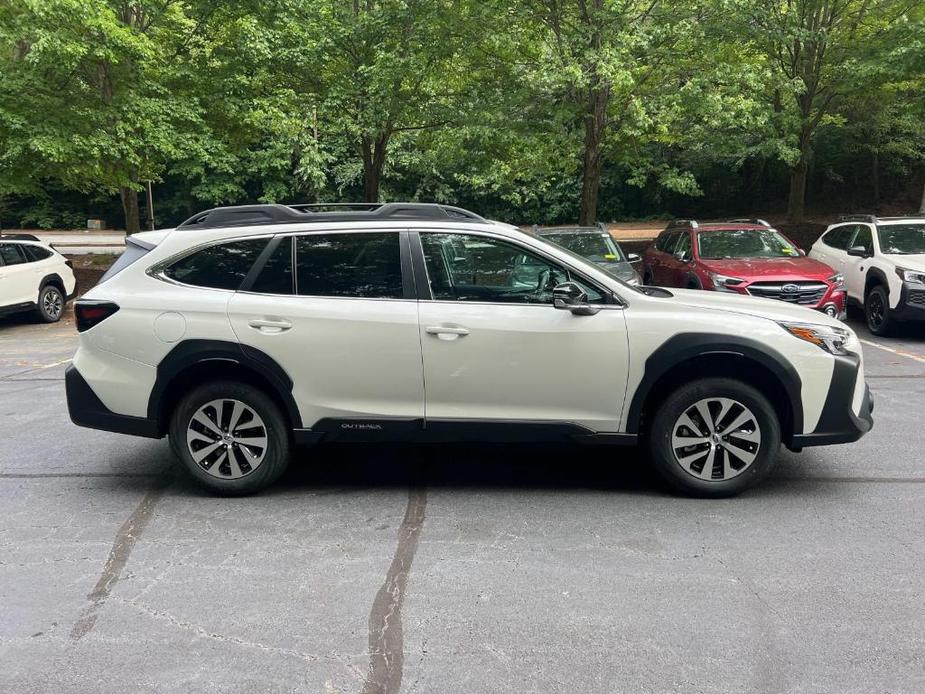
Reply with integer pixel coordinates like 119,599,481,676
867,292,885,330
186,399,268,479
43,289,62,319
671,397,761,481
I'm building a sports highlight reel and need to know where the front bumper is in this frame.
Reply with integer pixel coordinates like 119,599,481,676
65,365,161,438
789,353,873,448
890,282,925,322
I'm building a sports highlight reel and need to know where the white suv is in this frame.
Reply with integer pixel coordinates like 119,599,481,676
0,236,77,323
810,215,925,335
66,203,873,497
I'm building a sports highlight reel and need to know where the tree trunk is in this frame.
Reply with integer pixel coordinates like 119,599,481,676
360,133,390,203
578,86,608,226
872,150,880,210
919,180,925,215
120,187,141,234
787,150,809,224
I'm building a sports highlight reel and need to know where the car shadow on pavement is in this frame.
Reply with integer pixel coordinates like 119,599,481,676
270,442,672,498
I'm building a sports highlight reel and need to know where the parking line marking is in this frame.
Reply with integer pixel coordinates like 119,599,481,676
859,338,925,365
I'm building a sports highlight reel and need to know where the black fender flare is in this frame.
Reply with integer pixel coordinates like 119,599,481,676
146,339,302,431
624,333,804,436
863,267,890,301
38,273,65,295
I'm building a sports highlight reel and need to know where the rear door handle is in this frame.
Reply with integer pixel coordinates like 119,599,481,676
248,318,292,334
425,325,470,340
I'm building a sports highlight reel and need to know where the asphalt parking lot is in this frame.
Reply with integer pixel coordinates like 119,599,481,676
1,312,923,694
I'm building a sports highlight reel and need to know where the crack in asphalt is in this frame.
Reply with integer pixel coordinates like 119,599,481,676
69,480,169,640
359,487,427,694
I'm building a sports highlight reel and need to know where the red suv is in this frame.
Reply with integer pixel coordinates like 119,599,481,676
642,219,846,318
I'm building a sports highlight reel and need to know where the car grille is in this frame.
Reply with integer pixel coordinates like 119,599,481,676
908,289,925,307
746,281,827,305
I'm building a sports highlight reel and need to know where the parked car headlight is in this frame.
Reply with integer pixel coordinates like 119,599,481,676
778,321,855,356
895,267,925,285
708,272,745,292
827,273,845,290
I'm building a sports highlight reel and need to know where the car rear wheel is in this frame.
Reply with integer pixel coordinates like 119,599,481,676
865,285,893,336
642,268,654,285
169,381,291,495
35,284,64,323
648,378,780,497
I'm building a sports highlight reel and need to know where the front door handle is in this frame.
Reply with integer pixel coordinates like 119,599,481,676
248,318,292,334
425,325,470,340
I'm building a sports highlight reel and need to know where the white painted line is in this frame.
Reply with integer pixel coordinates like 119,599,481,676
859,338,925,365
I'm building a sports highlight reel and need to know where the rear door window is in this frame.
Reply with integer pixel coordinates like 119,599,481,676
0,244,28,266
164,238,268,290
822,226,853,250
295,232,403,298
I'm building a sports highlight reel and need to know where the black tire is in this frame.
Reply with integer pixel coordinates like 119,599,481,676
642,268,654,285
35,284,64,323
865,285,893,336
648,378,780,498
686,275,702,290
169,380,291,496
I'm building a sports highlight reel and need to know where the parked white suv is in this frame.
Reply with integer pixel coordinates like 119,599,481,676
66,203,873,496
0,236,77,323
810,215,925,335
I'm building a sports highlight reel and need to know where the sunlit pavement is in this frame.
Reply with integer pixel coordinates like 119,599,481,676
1,311,923,693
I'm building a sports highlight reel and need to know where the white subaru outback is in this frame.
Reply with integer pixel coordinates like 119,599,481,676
810,214,925,335
66,203,873,497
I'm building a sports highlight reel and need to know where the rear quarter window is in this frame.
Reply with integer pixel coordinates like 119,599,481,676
22,245,53,262
163,238,268,290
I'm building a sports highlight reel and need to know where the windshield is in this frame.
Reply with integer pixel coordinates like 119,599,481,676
698,229,800,259
543,232,625,263
878,224,925,254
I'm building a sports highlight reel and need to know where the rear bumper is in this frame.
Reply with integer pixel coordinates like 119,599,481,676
65,365,161,438
789,354,873,448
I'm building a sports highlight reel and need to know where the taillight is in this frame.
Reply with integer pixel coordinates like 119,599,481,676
75,301,120,332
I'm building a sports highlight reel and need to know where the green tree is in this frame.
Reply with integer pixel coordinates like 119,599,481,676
0,0,212,231
741,0,919,222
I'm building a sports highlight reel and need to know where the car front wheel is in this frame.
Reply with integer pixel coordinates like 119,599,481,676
169,381,291,495
648,378,780,498
865,285,893,336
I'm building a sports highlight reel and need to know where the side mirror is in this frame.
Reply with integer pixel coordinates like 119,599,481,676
674,251,691,263
627,253,641,263
847,245,870,258
552,282,599,316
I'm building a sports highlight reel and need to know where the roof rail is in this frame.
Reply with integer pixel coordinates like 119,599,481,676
666,219,698,229
838,214,878,224
726,218,771,227
177,202,486,230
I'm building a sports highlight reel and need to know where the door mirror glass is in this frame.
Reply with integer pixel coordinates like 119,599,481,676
847,245,870,258
552,282,599,315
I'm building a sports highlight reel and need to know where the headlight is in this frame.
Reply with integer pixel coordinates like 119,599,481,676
778,321,855,356
709,272,745,292
896,267,925,285
625,276,640,286
827,273,845,290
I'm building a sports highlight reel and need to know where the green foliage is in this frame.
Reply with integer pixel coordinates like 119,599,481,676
0,0,923,228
